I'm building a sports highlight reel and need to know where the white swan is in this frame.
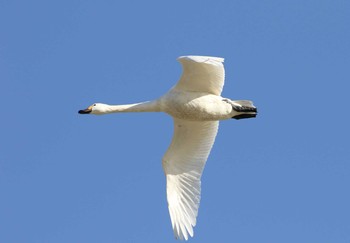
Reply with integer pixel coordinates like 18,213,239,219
79,56,257,240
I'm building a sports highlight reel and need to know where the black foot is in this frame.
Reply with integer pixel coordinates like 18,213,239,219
232,105,257,113
232,113,257,120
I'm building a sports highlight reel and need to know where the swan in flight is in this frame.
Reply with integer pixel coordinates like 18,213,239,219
79,56,257,240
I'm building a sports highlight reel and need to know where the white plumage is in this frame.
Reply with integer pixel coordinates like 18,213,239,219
163,119,219,240
175,56,225,96
79,56,257,240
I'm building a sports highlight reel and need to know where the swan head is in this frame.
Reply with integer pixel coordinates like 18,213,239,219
78,103,109,115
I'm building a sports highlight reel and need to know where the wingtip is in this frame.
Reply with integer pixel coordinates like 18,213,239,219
177,55,224,63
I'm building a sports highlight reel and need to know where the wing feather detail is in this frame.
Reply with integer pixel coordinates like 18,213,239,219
174,56,225,96
162,118,219,240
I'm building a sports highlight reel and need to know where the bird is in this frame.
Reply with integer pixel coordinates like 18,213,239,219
78,55,257,240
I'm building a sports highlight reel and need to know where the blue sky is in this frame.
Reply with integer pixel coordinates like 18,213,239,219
1,0,349,242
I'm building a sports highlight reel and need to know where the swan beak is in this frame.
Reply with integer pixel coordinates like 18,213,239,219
78,106,93,114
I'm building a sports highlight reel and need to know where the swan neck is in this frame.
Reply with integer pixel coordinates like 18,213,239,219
107,100,160,113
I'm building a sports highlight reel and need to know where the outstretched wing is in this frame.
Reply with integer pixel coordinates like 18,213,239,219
174,56,225,96
162,118,219,240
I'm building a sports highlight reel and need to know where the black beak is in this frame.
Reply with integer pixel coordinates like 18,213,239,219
78,108,92,114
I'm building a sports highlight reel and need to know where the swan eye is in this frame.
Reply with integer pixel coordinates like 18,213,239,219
93,104,96,106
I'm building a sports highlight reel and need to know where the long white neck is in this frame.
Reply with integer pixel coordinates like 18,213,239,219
103,100,161,113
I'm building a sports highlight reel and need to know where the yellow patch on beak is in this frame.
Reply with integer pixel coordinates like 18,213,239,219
78,105,93,114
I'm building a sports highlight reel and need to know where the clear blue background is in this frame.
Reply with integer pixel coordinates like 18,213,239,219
1,0,349,242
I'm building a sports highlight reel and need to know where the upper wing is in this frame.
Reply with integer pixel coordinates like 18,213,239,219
162,118,219,240
174,56,225,96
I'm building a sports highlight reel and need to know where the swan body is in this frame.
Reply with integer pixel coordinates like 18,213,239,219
161,91,233,121
79,55,257,240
